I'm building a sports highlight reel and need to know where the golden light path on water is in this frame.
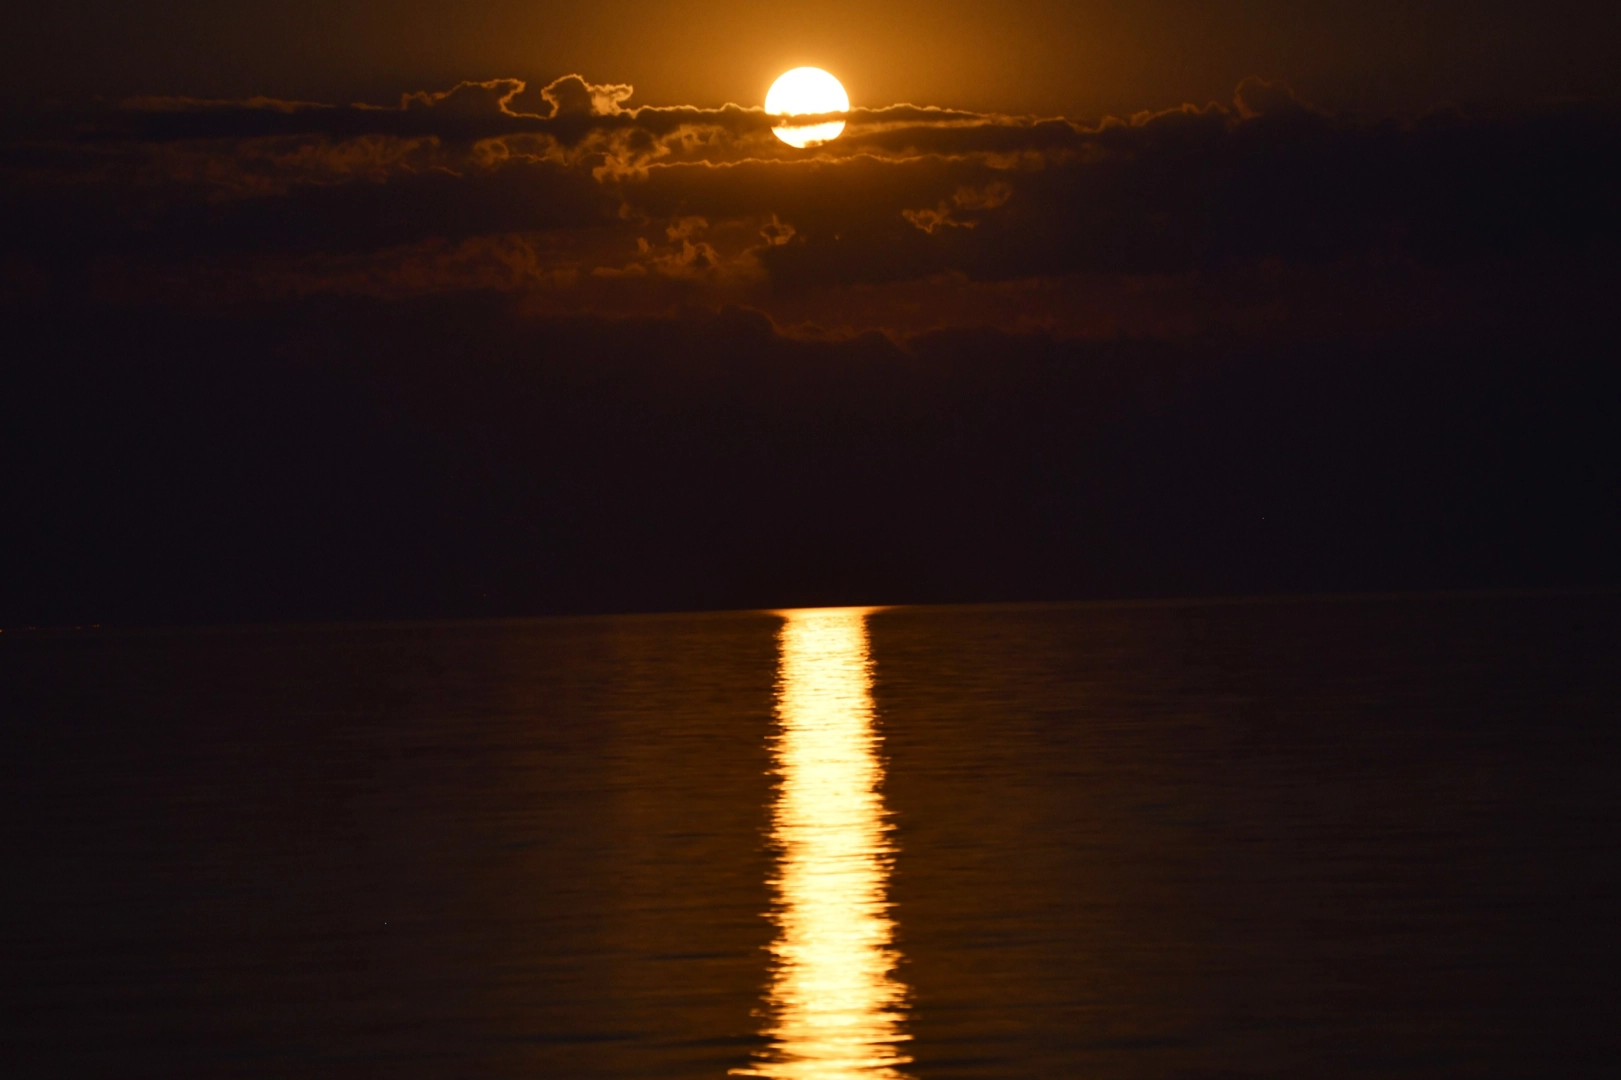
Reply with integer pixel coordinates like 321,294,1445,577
736,607,912,1079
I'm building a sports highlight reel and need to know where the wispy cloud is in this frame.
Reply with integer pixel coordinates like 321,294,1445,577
3,75,1617,338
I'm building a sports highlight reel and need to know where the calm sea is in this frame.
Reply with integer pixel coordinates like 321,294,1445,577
4,595,1619,1078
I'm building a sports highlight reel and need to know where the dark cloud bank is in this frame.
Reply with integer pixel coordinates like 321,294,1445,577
3,77,1619,623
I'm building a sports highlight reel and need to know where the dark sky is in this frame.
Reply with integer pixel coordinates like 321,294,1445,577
5,0,1619,115
3,2,1619,624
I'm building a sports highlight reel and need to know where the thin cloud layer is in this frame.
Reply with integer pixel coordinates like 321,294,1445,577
3,74,1617,338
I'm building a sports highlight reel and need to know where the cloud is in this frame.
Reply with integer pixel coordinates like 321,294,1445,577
1232,76,1320,119
3,76,1618,339
903,182,1013,234
400,77,530,117
538,75,636,118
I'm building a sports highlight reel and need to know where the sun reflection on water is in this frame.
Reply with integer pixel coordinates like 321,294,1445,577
736,607,912,1079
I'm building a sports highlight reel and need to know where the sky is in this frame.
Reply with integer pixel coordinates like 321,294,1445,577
4,1,1620,116
3,1,1619,624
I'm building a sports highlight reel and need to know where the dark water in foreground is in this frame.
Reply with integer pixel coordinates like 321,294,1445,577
4,595,1619,1078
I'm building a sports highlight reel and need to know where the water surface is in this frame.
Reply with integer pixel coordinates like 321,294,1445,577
4,594,1619,1077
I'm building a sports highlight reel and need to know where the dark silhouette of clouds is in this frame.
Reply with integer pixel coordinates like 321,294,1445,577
3,77,1619,623
1232,76,1321,119
2,75,1618,337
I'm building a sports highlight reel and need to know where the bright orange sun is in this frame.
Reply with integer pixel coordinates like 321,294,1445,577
766,68,849,148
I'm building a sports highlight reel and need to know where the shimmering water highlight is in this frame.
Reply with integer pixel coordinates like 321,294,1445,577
739,607,911,1078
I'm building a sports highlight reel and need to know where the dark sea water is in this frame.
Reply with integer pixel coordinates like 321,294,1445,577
4,594,1619,1079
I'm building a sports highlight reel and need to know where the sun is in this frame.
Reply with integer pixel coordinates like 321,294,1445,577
766,68,849,148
